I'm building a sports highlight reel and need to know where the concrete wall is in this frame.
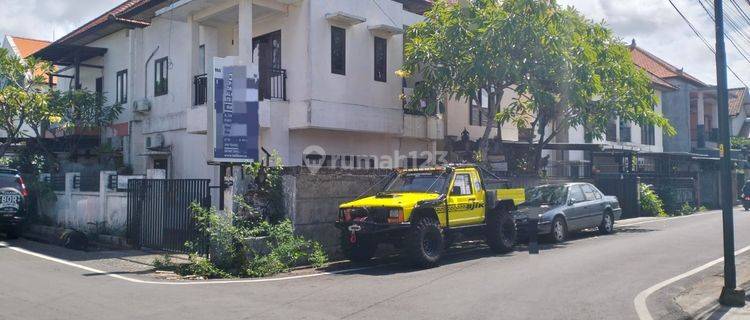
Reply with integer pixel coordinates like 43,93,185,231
40,171,128,236
282,167,389,255
662,78,698,153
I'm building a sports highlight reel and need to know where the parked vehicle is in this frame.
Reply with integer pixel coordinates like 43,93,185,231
0,168,27,239
741,180,750,211
336,164,525,268
513,183,621,243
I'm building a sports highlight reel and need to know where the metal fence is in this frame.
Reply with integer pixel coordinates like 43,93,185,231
193,74,207,106
50,174,66,191
260,67,287,101
126,179,211,253
76,172,100,192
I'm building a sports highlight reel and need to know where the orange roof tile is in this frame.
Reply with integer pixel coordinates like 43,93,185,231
629,44,706,87
10,36,50,58
729,87,747,116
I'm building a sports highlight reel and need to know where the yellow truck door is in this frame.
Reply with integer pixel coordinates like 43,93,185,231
447,169,485,226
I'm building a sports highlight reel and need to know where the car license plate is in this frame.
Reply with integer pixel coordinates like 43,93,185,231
0,195,20,209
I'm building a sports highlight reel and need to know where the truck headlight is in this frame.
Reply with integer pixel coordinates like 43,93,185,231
340,208,354,222
387,208,404,224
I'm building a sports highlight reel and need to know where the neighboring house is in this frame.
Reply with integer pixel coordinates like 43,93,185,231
0,35,56,139
729,87,750,138
35,0,455,182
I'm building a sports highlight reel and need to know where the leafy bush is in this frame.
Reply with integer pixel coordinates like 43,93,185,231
152,255,176,271
164,202,328,279
639,184,666,217
676,203,697,216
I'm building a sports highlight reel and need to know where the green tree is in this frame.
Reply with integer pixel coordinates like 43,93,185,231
402,0,674,170
26,89,123,163
0,48,53,158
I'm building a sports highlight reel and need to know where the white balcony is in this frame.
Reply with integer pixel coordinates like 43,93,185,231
288,100,404,135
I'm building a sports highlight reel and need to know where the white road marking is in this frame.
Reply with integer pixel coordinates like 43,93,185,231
0,209,733,288
0,241,378,285
634,244,750,320
617,211,718,228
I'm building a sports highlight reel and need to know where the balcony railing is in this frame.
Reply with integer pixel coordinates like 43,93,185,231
193,74,207,106
260,67,287,101
193,67,287,105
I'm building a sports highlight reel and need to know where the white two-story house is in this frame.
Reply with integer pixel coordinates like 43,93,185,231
36,0,453,180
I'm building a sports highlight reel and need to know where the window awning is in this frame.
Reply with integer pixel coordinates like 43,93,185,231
325,11,367,27
368,24,404,37
34,44,107,66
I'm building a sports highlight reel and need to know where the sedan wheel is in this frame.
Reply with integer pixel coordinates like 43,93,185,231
599,212,614,235
551,217,567,243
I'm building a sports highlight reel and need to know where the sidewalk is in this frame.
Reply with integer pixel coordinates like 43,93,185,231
677,251,750,319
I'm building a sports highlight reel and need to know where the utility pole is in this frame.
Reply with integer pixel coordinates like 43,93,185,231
715,0,746,307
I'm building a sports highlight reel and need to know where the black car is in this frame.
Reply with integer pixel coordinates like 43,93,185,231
0,168,28,239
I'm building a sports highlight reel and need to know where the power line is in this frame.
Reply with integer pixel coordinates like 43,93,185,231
697,0,750,65
666,0,749,87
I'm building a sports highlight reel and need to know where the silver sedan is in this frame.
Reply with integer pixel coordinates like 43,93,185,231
513,183,622,242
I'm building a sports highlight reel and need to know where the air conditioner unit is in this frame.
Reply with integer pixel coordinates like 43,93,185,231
146,133,166,150
133,99,152,113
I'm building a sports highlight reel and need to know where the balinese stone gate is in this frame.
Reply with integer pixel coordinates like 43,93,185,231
281,167,390,256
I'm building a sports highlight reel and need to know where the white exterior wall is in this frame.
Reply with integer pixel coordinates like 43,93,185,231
444,88,521,141
566,89,665,162
53,0,447,179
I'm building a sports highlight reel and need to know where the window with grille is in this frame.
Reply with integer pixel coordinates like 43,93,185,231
469,90,491,126
374,37,387,82
116,70,127,104
154,57,169,96
331,26,346,75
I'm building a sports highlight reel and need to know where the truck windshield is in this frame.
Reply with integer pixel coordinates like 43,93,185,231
383,171,449,194
523,185,567,206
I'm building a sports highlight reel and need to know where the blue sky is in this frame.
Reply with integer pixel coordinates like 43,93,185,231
1,0,747,87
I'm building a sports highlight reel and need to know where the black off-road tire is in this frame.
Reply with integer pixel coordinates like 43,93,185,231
5,226,21,239
340,232,377,263
599,211,615,235
404,216,443,268
484,210,516,253
548,216,567,243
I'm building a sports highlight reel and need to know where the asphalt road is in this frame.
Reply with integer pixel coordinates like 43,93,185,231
3,209,750,320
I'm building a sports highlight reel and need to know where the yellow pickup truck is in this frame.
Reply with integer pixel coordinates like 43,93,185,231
336,164,525,268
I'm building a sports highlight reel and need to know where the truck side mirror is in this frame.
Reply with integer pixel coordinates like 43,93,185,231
451,186,462,195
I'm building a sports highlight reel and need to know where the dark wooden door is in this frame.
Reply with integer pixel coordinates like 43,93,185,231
253,31,281,100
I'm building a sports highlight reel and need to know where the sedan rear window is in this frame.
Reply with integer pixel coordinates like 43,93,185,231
0,175,20,189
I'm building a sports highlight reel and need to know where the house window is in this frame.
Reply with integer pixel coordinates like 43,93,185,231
469,90,490,126
116,70,127,104
95,77,103,106
331,26,346,75
198,45,206,75
641,124,655,145
606,119,617,142
374,37,387,82
619,119,631,143
154,57,169,96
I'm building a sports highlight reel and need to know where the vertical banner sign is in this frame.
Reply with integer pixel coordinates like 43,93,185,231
209,57,259,163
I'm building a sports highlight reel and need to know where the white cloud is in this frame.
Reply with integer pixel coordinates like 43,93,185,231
0,0,121,42
559,0,750,87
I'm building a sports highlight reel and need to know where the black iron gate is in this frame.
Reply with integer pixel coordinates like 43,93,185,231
594,173,640,219
127,179,211,253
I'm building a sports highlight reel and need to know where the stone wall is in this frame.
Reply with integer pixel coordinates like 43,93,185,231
282,167,390,256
